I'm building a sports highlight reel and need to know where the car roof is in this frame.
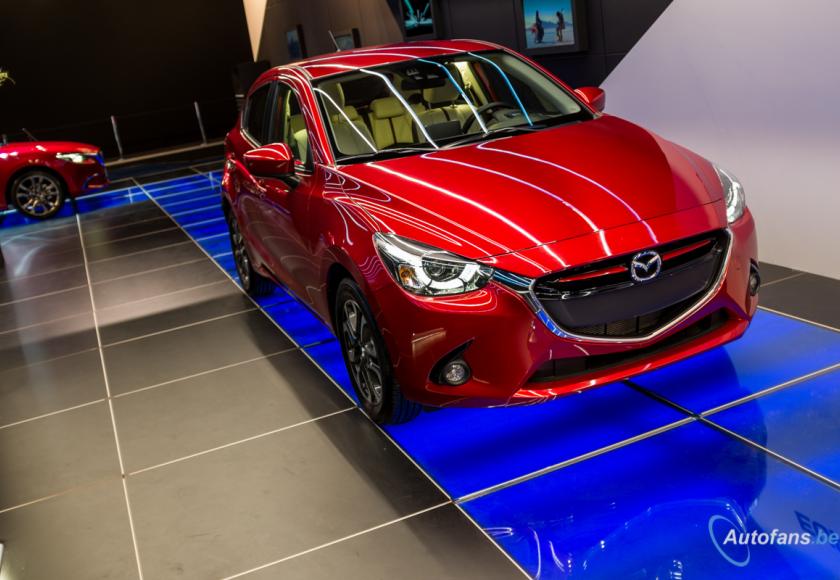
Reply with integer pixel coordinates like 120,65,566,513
259,39,502,84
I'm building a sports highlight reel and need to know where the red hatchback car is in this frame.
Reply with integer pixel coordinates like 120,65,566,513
0,141,107,219
222,40,758,424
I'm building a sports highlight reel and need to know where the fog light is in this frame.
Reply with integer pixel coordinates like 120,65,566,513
442,360,470,386
749,264,761,296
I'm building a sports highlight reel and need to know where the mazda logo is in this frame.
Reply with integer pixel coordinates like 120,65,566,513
630,250,662,282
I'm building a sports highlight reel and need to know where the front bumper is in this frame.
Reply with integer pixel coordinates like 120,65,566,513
371,209,758,408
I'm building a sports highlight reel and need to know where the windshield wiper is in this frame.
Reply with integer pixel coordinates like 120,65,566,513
337,146,436,164
442,125,546,149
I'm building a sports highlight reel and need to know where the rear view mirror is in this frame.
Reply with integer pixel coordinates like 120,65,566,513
575,87,606,113
243,143,294,178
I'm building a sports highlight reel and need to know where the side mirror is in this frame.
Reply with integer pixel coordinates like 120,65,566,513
575,87,606,113
243,143,294,178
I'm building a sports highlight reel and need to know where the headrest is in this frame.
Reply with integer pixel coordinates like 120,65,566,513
343,105,361,120
423,82,461,105
321,82,345,109
370,97,406,119
332,105,361,123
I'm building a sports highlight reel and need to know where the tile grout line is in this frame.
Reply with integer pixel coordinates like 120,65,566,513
87,240,194,265
0,310,92,337
700,361,840,417
757,304,840,334
699,417,840,492
127,408,356,476
0,283,89,307
101,307,258,348
0,262,83,284
759,272,805,288
75,213,145,580
92,257,208,285
0,474,125,515
625,376,840,491
0,398,106,431
95,279,234,314
83,226,182,250
219,501,455,580
456,417,696,504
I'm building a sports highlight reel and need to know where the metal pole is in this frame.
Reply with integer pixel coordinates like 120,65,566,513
22,128,36,141
110,115,124,159
1,134,6,145
194,101,207,145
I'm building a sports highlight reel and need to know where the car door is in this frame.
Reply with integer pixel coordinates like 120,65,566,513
252,82,318,298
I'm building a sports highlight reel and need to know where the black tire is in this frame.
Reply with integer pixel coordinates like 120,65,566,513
226,210,274,296
10,170,66,219
335,278,421,424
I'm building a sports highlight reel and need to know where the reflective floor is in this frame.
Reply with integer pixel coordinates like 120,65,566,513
1,158,838,579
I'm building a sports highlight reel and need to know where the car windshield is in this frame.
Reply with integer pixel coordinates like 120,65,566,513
313,50,592,163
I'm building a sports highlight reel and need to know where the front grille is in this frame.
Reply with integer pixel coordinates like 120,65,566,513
528,310,731,383
533,230,729,338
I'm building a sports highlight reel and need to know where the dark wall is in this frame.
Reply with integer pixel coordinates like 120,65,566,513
389,0,671,88
0,0,252,157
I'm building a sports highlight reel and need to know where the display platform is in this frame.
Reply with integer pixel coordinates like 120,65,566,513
1,164,838,578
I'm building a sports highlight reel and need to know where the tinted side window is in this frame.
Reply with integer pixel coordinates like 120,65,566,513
245,84,271,145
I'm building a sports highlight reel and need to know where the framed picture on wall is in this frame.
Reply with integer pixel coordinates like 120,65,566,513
399,0,438,40
286,26,307,60
515,0,587,54
331,28,362,51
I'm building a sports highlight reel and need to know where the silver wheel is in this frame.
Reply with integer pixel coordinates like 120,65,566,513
13,172,64,218
229,216,251,288
341,297,384,407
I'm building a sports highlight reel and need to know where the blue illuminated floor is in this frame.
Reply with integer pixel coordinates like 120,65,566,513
3,167,839,578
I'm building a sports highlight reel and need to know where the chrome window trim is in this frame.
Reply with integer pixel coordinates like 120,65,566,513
515,228,734,344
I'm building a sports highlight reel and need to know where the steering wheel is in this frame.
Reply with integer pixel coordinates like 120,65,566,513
462,101,517,133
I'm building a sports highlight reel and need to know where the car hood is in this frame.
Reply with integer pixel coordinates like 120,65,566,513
339,115,723,261
0,141,100,156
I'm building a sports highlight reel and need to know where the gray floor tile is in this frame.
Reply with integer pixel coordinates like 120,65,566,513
0,242,83,281
0,349,105,427
245,504,522,580
0,286,91,333
135,168,202,183
0,219,78,242
758,261,799,284
0,264,87,304
0,401,120,510
760,272,840,329
78,200,160,224
85,228,188,263
88,241,204,284
97,280,253,345
103,310,294,394
79,202,165,231
0,479,139,580
92,258,227,310
81,215,177,247
127,409,445,579
115,350,352,472
0,312,97,371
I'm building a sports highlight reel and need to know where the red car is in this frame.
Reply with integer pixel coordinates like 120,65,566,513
0,141,108,219
222,40,758,424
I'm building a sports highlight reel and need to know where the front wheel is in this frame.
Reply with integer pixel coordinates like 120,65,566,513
10,170,66,219
335,278,421,424
226,210,274,296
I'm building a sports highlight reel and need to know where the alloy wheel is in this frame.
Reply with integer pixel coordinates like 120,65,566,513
14,173,62,217
341,297,384,407
229,216,251,288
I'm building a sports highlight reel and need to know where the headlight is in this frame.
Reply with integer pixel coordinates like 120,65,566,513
374,233,493,296
56,151,98,164
714,165,746,223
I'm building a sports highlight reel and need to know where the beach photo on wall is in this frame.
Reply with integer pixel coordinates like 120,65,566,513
522,0,575,49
